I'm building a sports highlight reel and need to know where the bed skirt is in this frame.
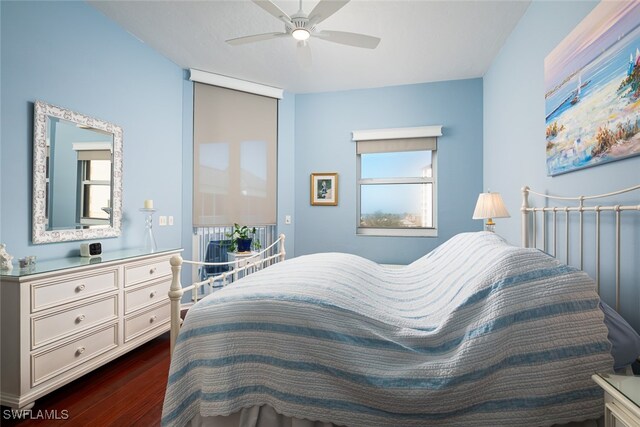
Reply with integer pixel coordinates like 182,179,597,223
187,404,601,427
188,404,336,427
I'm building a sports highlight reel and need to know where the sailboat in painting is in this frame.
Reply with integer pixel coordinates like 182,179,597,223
570,74,582,105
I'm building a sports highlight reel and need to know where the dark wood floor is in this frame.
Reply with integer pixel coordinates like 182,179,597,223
2,332,170,426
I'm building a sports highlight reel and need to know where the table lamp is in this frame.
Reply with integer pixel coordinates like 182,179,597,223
472,192,510,232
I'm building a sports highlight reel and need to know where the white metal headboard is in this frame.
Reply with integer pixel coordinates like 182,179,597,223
521,184,640,311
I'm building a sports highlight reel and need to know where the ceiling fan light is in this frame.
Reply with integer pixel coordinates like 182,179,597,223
292,28,310,41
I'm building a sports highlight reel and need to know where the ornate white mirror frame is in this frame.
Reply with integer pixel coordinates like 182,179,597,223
32,100,123,244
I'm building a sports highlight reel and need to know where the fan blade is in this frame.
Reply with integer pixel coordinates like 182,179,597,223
226,32,288,46
313,30,380,49
297,40,312,69
308,0,349,26
252,0,292,24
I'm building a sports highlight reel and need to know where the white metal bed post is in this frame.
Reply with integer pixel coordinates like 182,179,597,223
542,210,547,253
279,233,286,262
615,205,621,312
564,207,569,265
521,186,530,247
168,255,184,356
552,208,558,257
595,206,601,294
579,196,584,270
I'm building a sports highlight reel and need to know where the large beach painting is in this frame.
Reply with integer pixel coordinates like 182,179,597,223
545,2,640,176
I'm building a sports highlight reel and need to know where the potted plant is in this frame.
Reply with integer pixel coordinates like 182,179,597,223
226,223,261,253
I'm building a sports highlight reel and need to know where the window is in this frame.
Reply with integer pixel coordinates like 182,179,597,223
73,143,112,227
354,127,441,237
79,159,111,224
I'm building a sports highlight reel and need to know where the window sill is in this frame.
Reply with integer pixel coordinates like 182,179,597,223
356,228,438,237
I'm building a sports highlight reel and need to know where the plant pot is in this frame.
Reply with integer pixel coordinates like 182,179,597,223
236,238,252,253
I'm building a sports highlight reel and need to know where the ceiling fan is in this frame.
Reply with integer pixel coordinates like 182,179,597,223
226,0,381,55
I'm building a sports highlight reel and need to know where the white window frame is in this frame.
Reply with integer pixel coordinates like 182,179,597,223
353,126,442,238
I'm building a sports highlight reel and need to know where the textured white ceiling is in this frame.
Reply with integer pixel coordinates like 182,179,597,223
90,0,530,94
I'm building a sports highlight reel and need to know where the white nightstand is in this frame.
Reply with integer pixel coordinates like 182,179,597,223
227,251,262,281
592,373,640,427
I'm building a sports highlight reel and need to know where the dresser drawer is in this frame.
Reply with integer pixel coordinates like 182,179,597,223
124,257,171,287
32,295,118,349
31,269,118,313
124,302,170,342
124,278,170,315
31,324,118,387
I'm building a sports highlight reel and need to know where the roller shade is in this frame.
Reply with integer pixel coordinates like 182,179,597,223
193,83,277,226
76,150,111,161
356,137,437,154
72,143,113,161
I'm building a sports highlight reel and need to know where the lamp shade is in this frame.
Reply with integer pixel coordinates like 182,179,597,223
472,192,510,220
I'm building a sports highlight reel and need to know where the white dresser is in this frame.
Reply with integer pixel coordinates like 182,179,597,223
0,248,181,409
592,373,640,427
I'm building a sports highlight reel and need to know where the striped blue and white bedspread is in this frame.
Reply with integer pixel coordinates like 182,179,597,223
162,232,613,426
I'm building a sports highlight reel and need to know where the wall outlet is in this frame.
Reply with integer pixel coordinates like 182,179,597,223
159,216,167,226
168,216,174,226
285,215,292,225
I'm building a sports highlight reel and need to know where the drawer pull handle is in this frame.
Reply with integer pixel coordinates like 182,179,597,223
150,315,157,323
76,284,86,292
150,291,157,298
76,346,86,355
149,268,156,275
76,314,86,323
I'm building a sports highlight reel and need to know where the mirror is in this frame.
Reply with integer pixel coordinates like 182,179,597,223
32,101,123,244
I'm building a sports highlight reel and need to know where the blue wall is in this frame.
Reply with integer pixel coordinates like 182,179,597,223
294,79,484,264
484,1,640,331
0,1,184,261
277,92,296,257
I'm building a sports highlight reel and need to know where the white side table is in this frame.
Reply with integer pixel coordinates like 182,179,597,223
227,251,262,281
592,373,640,427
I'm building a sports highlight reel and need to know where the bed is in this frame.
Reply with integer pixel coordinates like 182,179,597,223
162,186,640,427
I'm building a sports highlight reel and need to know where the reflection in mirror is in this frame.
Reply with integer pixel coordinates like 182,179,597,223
47,117,113,229
33,101,123,244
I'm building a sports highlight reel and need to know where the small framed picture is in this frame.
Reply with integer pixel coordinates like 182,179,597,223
310,173,338,206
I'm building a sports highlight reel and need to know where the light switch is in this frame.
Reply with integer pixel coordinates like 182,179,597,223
285,215,292,225
168,216,174,226
159,216,167,226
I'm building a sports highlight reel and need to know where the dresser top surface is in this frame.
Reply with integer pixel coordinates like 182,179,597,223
0,248,182,279
595,373,640,409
